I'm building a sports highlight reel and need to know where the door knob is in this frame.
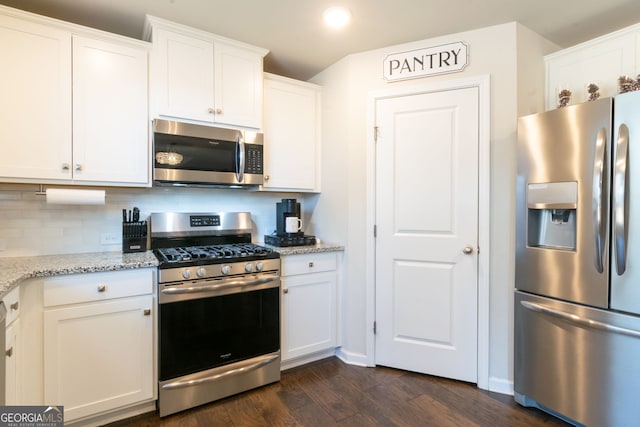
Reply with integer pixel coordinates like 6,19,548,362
463,246,474,254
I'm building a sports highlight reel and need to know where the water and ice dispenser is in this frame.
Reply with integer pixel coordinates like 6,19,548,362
527,182,577,251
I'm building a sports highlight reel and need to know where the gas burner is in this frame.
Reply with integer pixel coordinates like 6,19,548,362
154,243,275,265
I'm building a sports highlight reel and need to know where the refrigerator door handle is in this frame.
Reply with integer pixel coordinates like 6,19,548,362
592,127,608,273
521,300,640,338
613,124,630,275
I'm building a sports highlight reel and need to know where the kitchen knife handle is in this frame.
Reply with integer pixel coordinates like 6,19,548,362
592,127,608,273
613,124,630,275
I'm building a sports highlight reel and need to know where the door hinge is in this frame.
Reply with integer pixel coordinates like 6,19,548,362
373,224,377,238
373,321,377,334
374,126,379,142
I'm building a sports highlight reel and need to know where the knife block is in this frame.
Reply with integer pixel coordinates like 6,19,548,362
122,221,148,253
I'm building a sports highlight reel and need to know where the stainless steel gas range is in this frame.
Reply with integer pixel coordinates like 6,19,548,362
150,212,281,417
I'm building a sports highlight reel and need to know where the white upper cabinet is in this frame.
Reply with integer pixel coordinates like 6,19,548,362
545,23,640,110
262,73,322,192
145,15,268,129
72,35,149,184
0,5,151,186
0,12,72,181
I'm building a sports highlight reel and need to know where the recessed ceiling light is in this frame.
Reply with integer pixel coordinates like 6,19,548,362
323,6,351,29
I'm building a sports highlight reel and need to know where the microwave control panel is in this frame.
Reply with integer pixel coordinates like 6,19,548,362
246,145,263,174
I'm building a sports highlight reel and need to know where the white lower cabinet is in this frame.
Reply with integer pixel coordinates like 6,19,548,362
281,252,337,364
3,285,20,404
42,269,155,424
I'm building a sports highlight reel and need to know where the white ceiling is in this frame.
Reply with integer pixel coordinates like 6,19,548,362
2,0,640,80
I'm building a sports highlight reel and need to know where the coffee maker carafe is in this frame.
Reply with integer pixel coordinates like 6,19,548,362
276,198,303,237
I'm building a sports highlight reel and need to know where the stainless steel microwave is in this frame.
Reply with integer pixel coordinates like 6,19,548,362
152,119,264,187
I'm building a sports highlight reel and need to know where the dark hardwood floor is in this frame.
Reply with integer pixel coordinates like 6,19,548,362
108,357,569,427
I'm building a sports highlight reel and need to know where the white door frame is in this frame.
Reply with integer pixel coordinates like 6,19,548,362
365,74,491,390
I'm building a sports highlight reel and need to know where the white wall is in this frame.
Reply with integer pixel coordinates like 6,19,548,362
0,183,314,257
310,22,558,391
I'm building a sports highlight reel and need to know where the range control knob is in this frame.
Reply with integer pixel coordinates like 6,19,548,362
255,262,264,272
245,263,254,273
196,267,206,278
221,265,231,275
182,269,191,280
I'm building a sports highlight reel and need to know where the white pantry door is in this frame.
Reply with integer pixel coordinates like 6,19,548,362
374,86,479,382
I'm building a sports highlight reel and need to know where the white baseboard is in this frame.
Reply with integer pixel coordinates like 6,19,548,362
488,376,514,395
335,347,371,367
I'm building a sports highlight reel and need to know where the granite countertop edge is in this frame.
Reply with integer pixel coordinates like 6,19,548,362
265,242,345,256
0,243,345,299
0,251,159,300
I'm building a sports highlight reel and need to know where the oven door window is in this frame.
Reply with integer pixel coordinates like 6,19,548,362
159,287,280,381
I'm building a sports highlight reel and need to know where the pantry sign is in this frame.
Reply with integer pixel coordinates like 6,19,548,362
383,41,468,82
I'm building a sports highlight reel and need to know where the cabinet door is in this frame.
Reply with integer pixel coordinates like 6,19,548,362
0,14,72,181
44,296,154,422
151,28,215,123
214,42,263,128
281,272,336,361
72,35,149,184
263,75,321,192
5,319,19,405
545,30,638,109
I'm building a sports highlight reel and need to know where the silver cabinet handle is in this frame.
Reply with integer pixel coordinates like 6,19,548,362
613,123,629,275
521,300,640,338
463,246,474,254
97,284,107,292
592,127,608,273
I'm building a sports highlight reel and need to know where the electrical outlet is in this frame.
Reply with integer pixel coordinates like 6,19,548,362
100,233,121,245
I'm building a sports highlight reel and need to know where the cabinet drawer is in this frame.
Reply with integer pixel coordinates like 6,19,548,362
281,252,336,277
2,285,20,325
44,269,154,307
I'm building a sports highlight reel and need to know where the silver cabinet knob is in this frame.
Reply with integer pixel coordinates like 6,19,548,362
463,246,474,255
97,284,107,292
283,288,289,294
308,262,314,268
143,309,151,316
6,347,13,358
74,164,83,171
62,163,70,171
208,107,215,114
216,108,223,114
10,302,18,311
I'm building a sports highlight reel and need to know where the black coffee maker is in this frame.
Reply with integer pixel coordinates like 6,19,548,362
276,198,303,237
265,198,316,247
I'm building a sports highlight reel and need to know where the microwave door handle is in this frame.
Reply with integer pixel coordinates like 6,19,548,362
613,123,630,275
592,127,608,273
236,133,245,183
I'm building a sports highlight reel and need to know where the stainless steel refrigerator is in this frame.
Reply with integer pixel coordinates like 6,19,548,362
515,91,640,427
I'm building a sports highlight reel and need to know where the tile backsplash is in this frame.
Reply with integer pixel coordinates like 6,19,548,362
0,184,310,257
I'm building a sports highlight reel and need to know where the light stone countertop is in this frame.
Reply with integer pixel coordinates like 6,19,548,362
0,243,345,300
0,251,158,299
264,242,345,256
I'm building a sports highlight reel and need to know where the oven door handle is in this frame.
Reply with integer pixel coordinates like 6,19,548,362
161,275,279,295
161,352,280,390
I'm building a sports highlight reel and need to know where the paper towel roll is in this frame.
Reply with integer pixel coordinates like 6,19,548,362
45,188,105,205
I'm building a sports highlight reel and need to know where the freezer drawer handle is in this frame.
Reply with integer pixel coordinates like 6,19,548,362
521,300,640,338
613,123,630,275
